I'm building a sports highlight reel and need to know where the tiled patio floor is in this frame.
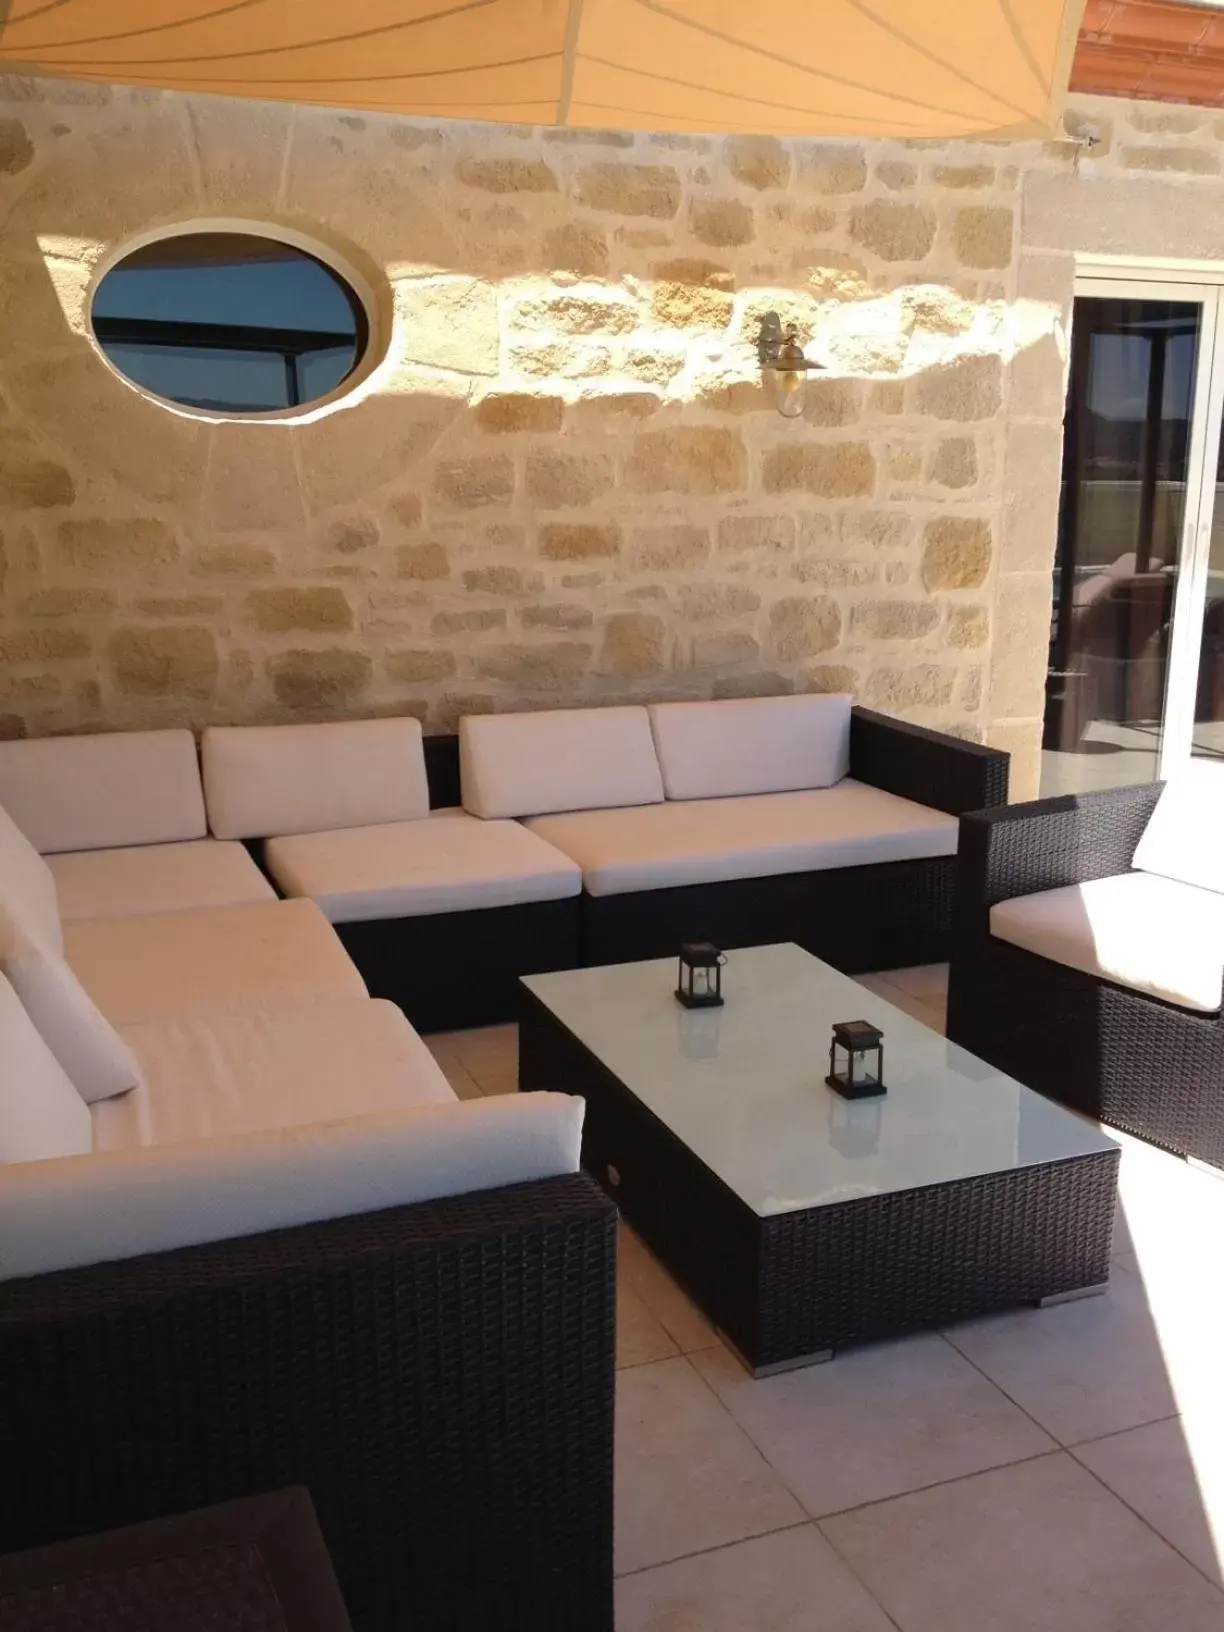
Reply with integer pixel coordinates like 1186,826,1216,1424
427,966,1224,1631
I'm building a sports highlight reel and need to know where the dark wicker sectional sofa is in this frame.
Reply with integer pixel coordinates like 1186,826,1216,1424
947,781,1224,1168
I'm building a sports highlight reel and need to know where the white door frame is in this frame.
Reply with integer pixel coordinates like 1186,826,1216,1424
1072,268,1224,778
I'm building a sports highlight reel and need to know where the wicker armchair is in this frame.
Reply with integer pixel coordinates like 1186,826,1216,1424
0,1174,617,1632
948,783,1224,1166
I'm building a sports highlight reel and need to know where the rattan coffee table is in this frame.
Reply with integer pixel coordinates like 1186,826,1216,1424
519,942,1120,1373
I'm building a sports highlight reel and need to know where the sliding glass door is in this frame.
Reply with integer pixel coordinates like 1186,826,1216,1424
1042,275,1224,796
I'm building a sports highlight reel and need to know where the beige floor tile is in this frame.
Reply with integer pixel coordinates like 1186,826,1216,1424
854,973,903,1001
943,1264,1179,1445
423,1035,484,1099
880,963,950,1002
618,1286,680,1369
614,1357,804,1575
822,1452,1224,1632
453,1023,518,1086
616,1524,895,1632
693,1334,1054,1518
1075,1418,1224,1587
619,1225,716,1354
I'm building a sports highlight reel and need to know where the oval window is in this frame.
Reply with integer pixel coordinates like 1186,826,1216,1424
90,230,369,415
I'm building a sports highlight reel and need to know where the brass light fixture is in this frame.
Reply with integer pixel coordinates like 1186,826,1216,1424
757,311,822,419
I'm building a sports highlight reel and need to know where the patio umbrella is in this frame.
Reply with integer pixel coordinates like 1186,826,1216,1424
0,0,1084,139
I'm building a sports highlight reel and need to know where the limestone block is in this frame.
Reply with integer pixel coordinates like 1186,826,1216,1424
803,379,862,427
462,566,543,594
296,393,461,510
187,97,290,207
763,443,875,499
599,612,667,676
850,201,936,262
714,673,794,699
268,649,373,709
931,438,978,489
397,277,499,374
691,630,761,668
327,518,380,554
396,543,449,580
1120,147,1219,175
798,204,838,232
792,559,877,588
575,164,681,218
522,603,596,630
0,455,75,509
1002,420,1063,574
985,717,1042,802
110,627,218,700
876,161,916,191
690,198,754,247
921,518,993,590
527,453,614,508
625,427,747,495
541,223,610,277
953,206,1014,270
902,285,975,335
933,164,995,190
386,650,458,683
650,260,735,329
768,596,841,659
799,145,867,194
538,522,621,561
947,606,989,648
191,543,278,578
842,510,911,551
623,348,687,385
206,425,305,533
388,494,423,528
849,599,939,640
726,137,791,191
913,354,1002,421
58,518,177,572
677,583,761,620
717,515,796,557
455,158,559,193
631,525,711,569
0,628,89,662
474,393,565,433
0,118,34,175
990,575,1054,719
246,587,353,633
1009,330,1066,421
22,587,116,617
0,716,25,741
133,596,223,617
568,391,661,422
433,456,515,509
512,289,639,334
863,663,955,711
475,643,594,688
804,664,860,693
432,609,507,634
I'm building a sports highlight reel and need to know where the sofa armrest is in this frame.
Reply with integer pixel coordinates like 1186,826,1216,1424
0,1093,583,1282
955,781,1163,943
0,1170,616,1632
848,708,1009,815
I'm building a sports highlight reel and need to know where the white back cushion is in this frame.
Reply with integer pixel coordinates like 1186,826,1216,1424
0,905,141,1104
0,730,206,853
1134,760,1224,895
0,971,92,1164
0,802,62,953
203,719,430,839
648,695,852,801
461,707,664,819
0,1093,582,1280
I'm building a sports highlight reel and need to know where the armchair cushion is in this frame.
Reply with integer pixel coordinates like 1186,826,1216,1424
0,1093,584,1281
990,871,1224,1014
48,839,275,922
0,971,92,1164
460,705,663,819
648,694,851,801
64,899,366,1026
1133,759,1224,896
0,906,142,1103
95,998,454,1151
203,718,430,840
526,780,956,897
0,801,61,952
0,730,206,853
266,811,581,923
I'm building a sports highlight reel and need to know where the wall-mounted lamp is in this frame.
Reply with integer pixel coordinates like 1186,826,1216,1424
757,311,822,419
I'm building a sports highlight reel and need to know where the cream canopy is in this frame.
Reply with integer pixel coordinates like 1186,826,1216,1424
0,0,1085,139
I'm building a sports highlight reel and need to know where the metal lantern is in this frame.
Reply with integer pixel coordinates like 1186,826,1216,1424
675,942,725,1009
827,1020,886,1100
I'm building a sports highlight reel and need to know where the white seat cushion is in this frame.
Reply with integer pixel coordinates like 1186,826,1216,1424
0,904,142,1104
1133,759,1224,896
0,730,206,853
65,898,366,1025
0,1094,583,1281
991,871,1224,1013
265,811,582,923
460,705,664,819
48,839,275,922
94,998,455,1152
648,695,851,801
525,780,957,897
0,801,62,952
0,971,92,1164
203,718,430,840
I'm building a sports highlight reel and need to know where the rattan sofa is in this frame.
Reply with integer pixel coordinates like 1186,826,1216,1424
948,772,1224,1167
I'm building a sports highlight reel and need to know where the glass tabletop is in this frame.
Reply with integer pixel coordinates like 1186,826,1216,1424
522,943,1117,1219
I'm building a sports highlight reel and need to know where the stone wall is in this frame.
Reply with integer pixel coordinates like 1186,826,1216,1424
0,76,1208,796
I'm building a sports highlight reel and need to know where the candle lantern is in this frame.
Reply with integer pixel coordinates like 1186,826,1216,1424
827,1020,886,1100
675,942,726,1009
